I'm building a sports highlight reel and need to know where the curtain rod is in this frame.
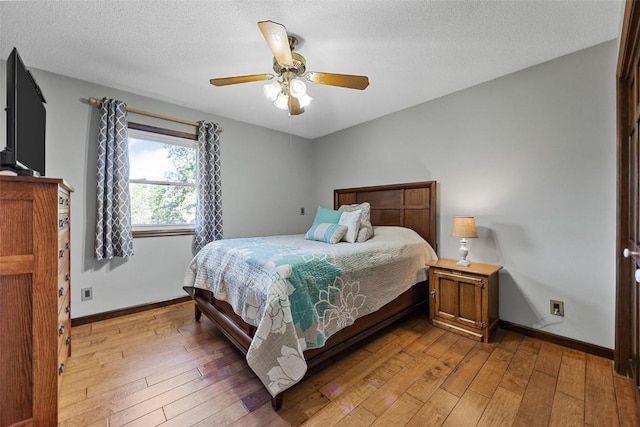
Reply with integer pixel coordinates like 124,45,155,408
87,97,223,132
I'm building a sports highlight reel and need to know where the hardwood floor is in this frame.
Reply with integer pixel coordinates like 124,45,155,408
59,302,638,426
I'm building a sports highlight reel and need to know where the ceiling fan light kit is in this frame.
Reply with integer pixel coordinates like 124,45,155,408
274,92,289,110
209,20,369,116
263,80,281,102
289,78,307,98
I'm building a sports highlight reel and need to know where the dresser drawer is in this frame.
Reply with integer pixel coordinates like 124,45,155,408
57,285,71,328
57,323,71,360
57,344,69,392
57,296,71,354
57,269,70,312
57,211,70,233
58,189,71,211
57,295,71,393
57,249,69,276
58,232,70,273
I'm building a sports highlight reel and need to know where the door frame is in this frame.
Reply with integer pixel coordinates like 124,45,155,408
616,0,639,388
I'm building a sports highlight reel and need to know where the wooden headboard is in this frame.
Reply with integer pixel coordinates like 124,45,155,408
334,181,438,253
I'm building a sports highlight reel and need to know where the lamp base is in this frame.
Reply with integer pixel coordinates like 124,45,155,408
457,238,471,267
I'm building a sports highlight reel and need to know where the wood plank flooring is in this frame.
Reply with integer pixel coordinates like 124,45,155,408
59,302,638,426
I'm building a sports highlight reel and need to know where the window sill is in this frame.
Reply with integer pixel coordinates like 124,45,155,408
132,228,194,238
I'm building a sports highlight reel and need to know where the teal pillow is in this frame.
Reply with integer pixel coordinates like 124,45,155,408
305,223,348,244
312,206,342,225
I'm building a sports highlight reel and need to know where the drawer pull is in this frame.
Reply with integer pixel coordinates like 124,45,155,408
59,249,65,258
59,219,64,228
58,325,65,336
65,217,70,225
58,287,64,298
59,196,64,204
58,363,65,375
65,273,70,282
65,199,70,206
65,242,70,249
66,304,71,313
65,336,71,346
430,290,436,298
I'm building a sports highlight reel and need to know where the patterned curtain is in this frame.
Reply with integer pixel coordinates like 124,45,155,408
194,122,223,251
95,98,134,260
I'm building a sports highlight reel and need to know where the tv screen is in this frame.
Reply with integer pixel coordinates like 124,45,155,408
1,47,46,176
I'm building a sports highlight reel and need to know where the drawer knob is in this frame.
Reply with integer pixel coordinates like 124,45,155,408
59,219,64,228
59,196,64,204
59,249,65,258
430,290,436,297
58,325,65,336
65,336,71,346
58,363,65,375
66,304,71,313
65,273,70,282
65,217,70,225
58,287,64,298
65,199,69,206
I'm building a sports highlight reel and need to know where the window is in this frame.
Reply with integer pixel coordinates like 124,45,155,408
128,125,197,237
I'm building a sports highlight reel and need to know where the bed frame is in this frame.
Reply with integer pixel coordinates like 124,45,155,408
183,181,438,410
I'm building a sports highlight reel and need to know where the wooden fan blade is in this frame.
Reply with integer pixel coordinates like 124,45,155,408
288,96,304,116
305,72,369,90
258,21,294,67
209,74,274,86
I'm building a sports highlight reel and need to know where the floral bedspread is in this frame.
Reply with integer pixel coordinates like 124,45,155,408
183,226,437,397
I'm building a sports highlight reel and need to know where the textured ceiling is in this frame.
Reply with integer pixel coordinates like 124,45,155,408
0,1,624,139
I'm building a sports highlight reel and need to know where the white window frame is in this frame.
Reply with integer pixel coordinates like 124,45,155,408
128,127,197,237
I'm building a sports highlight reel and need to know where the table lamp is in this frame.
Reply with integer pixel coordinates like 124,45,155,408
451,216,478,266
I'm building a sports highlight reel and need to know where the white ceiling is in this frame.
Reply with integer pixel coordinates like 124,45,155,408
0,1,624,139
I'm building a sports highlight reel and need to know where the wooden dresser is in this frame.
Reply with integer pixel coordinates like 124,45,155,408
0,175,73,426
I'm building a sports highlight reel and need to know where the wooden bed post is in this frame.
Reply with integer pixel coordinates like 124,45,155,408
272,394,283,411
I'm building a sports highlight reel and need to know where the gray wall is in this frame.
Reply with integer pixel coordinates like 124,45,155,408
1,39,617,348
312,40,617,349
0,65,315,318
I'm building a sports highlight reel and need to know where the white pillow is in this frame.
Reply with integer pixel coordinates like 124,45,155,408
338,210,362,243
339,202,373,242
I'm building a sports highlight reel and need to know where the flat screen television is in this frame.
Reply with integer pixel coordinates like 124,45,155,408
0,47,46,176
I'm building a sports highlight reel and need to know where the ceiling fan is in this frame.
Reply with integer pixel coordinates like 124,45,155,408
209,21,370,116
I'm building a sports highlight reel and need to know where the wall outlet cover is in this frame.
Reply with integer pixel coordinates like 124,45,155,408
81,287,93,301
550,300,564,317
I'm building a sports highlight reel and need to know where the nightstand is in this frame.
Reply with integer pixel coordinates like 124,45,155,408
427,259,503,342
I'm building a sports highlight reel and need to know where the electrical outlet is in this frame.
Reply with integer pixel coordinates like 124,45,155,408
81,287,93,301
550,300,564,317
300,207,305,215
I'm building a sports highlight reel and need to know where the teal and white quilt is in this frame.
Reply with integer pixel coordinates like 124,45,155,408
183,226,437,397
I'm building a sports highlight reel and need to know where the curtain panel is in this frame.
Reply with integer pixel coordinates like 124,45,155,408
95,98,134,260
194,122,223,250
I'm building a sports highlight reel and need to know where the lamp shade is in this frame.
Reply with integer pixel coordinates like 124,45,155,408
451,216,478,238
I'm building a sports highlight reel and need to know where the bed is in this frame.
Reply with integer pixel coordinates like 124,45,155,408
182,181,438,410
